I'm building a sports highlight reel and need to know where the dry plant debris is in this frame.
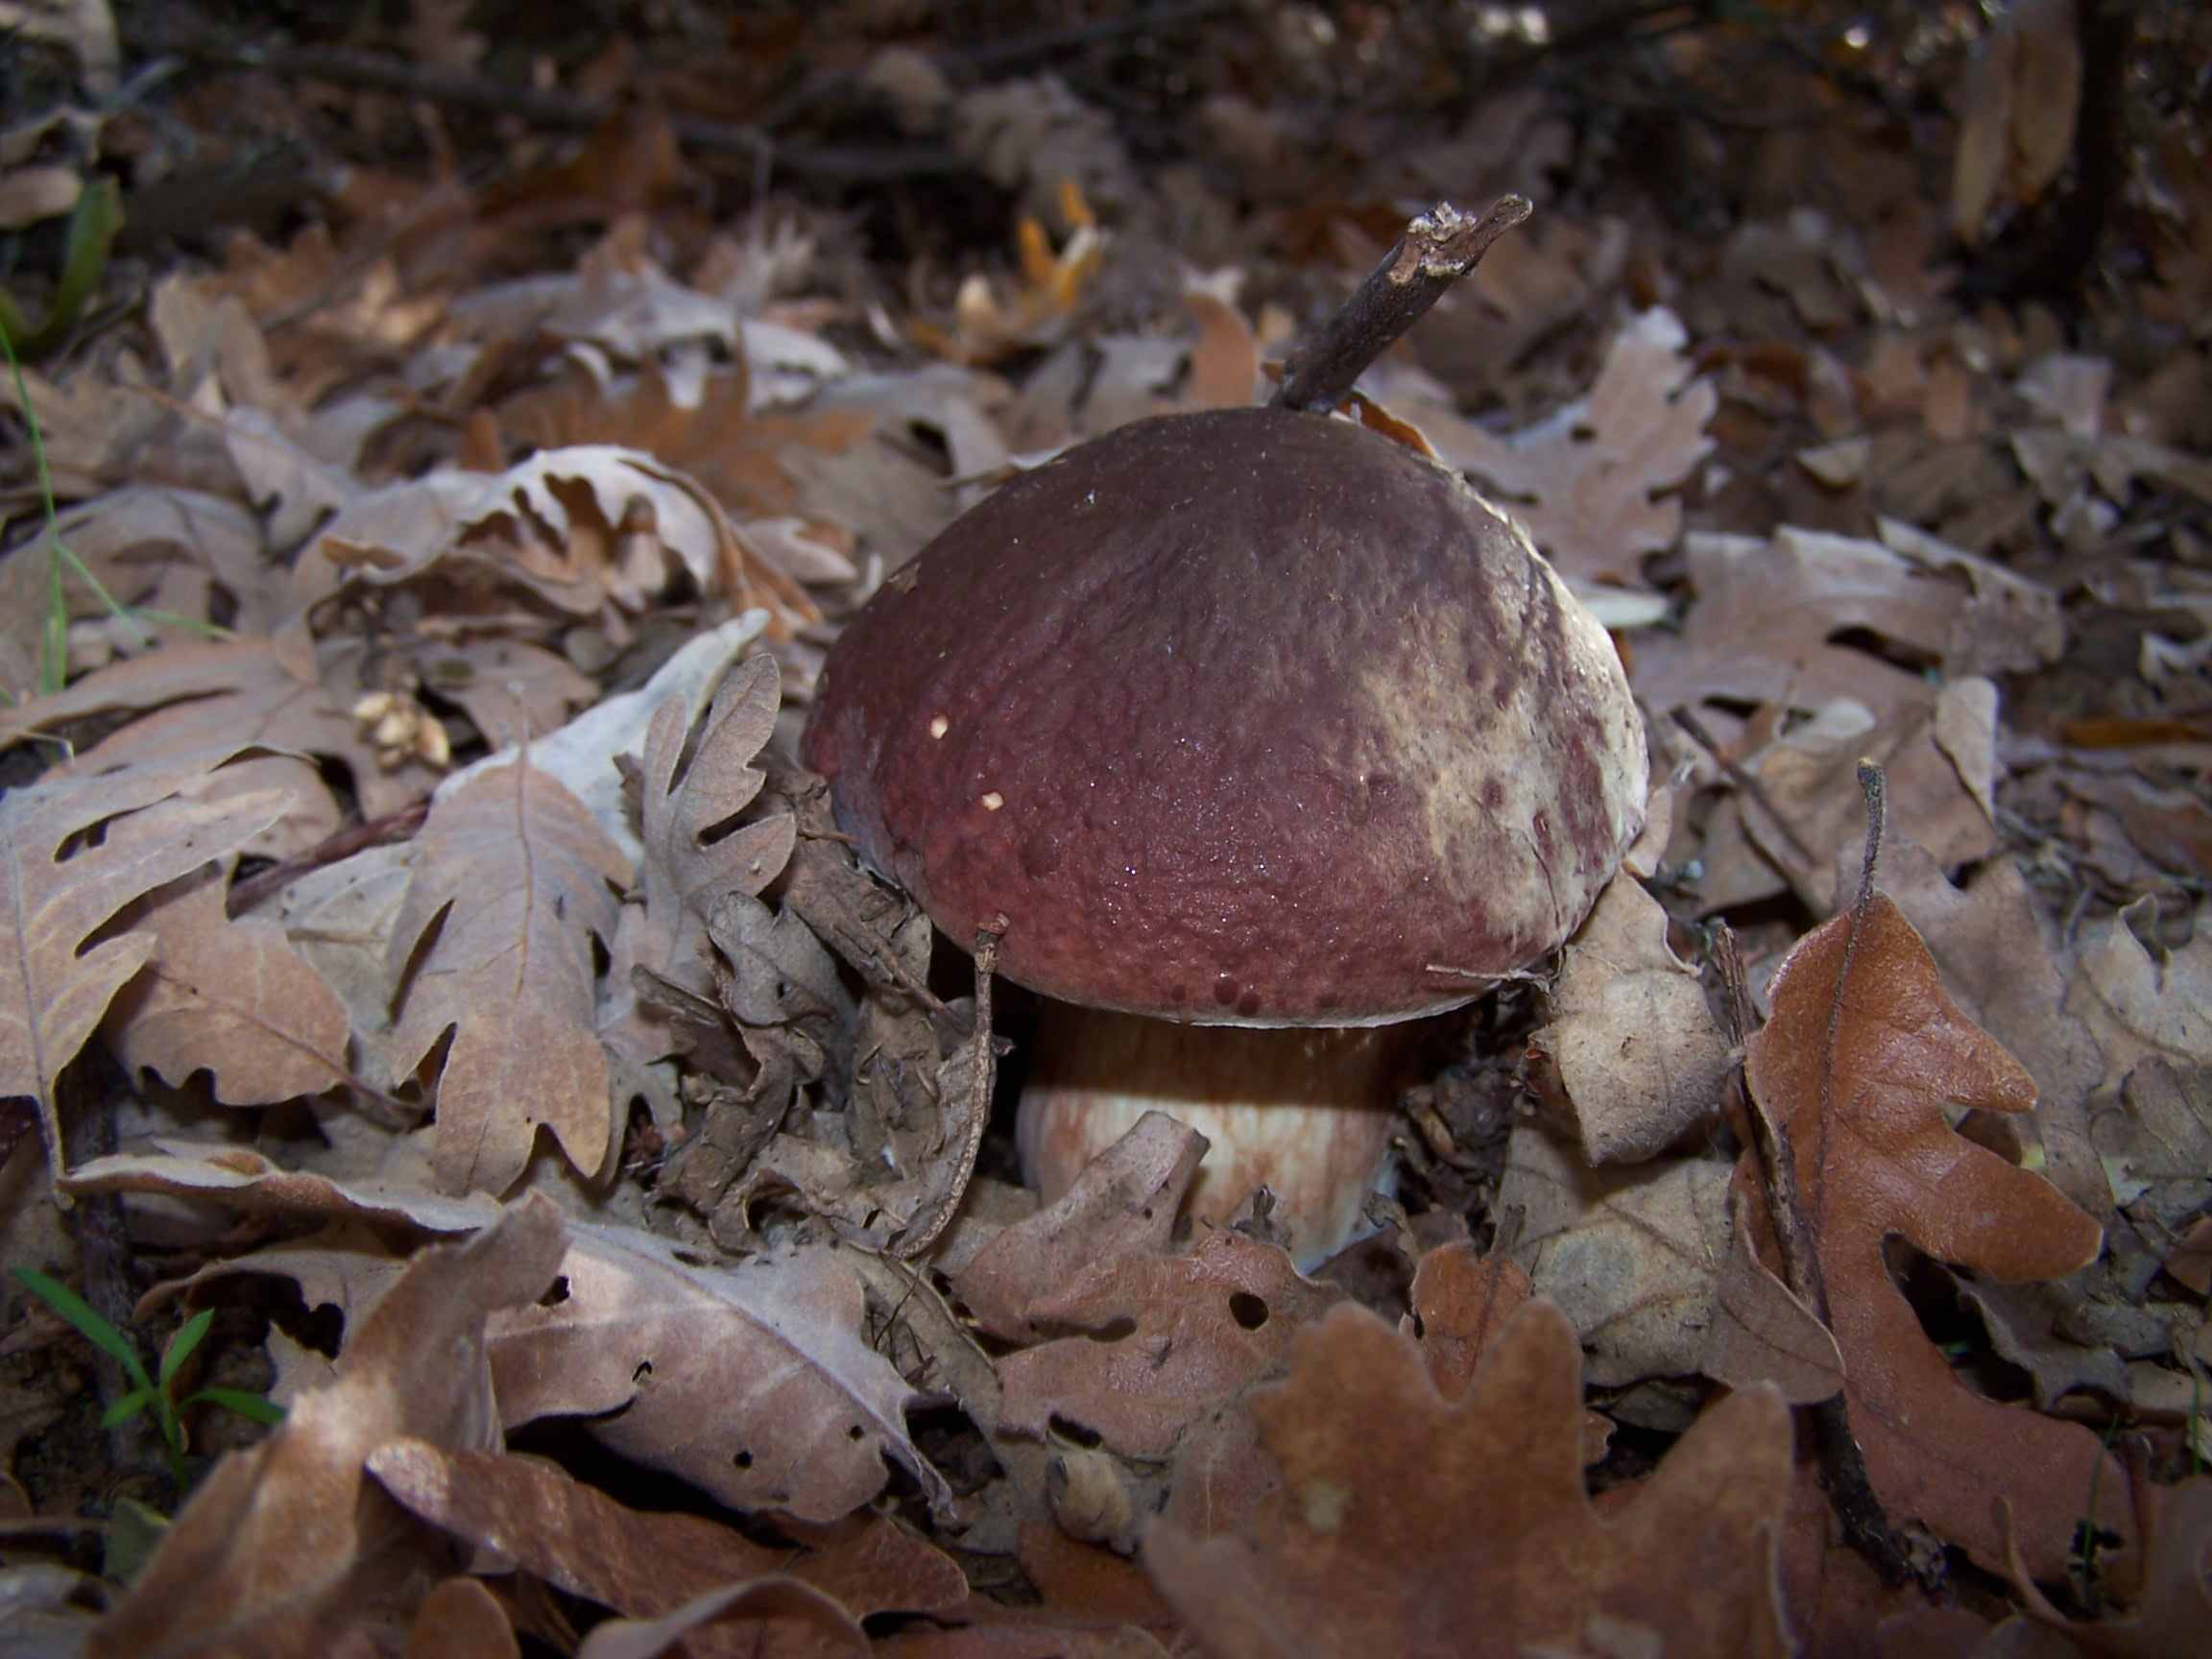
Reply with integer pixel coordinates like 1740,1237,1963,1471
1,3,2209,1654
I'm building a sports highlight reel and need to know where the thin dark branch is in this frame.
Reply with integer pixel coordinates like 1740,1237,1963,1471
1271,194,1532,416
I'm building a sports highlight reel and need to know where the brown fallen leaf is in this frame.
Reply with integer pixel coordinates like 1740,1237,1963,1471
1,751,295,1173
1637,525,2063,728
486,1222,953,1523
572,1579,869,1659
1145,1300,1791,1658
1421,307,1715,589
60,1143,501,1235
405,1577,518,1659
2002,1462,2212,1656
950,1111,1208,1343
366,1440,965,1655
1403,1241,1532,1401
0,637,439,820
1499,1123,1732,1386
998,1231,1344,1459
1743,893,2128,1577
384,757,631,1193
1951,0,2083,245
102,865,351,1105
90,1195,567,1659
1528,875,1731,1164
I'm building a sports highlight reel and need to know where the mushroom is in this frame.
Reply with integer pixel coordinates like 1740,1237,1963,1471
801,402,1647,1266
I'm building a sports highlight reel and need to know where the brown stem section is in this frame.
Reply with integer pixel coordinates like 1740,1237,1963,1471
1270,195,1532,416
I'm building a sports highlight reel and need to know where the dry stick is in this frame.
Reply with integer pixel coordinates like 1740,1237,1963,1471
227,797,430,918
1270,195,1532,416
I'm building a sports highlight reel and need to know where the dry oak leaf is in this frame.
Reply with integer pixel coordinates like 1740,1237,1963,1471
89,1194,566,1659
950,1110,1208,1342
366,1439,965,1656
486,1222,953,1524
574,1580,869,1659
2063,897,2212,1087
102,865,351,1105
1635,526,2063,728
1,751,293,1172
285,445,816,646
1144,1300,1791,1659
1743,893,2128,1579
1529,875,1732,1165
384,758,631,1194
1421,307,1715,589
1952,0,2083,244
0,636,430,821
61,1142,502,1235
1405,1241,1533,1401
1737,679,2001,915
2002,1471,2212,1657
998,1230,1345,1459
634,651,797,997
1499,1122,1731,1387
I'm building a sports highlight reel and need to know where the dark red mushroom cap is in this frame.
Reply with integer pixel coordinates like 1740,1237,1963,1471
802,405,1647,1025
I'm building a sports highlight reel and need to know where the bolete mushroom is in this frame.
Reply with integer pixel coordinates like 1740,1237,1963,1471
801,402,1647,1266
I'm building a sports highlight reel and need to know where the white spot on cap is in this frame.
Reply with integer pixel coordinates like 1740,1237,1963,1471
980,791,1004,811
928,714,950,739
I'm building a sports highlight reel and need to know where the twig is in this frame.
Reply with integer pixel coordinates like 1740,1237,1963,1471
227,797,430,918
1271,195,1532,415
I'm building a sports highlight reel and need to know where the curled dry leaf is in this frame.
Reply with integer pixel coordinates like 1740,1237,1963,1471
90,1195,567,1659
60,1143,501,1234
1529,876,1731,1164
0,750,295,1173
998,1231,1345,1459
384,757,631,1194
1145,1301,1792,1659
1743,894,2128,1578
950,1111,1208,1343
285,445,817,643
366,1439,965,1653
486,1222,952,1524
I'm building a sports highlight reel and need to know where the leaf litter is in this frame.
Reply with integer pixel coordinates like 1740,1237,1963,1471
1,5,2210,1655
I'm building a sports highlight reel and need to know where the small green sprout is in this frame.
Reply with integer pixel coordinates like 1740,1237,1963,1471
12,1266,284,1488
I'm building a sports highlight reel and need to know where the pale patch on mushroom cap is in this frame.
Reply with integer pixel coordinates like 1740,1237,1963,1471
804,405,1647,1025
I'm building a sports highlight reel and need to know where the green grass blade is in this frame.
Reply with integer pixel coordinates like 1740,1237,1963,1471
101,1387,154,1429
12,1267,152,1389
159,1310,215,1387
185,1388,286,1427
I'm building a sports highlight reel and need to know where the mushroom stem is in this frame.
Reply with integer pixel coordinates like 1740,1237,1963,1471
1016,1003,1420,1269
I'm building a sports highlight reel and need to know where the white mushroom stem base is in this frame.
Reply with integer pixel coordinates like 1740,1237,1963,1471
1015,1002,1417,1270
